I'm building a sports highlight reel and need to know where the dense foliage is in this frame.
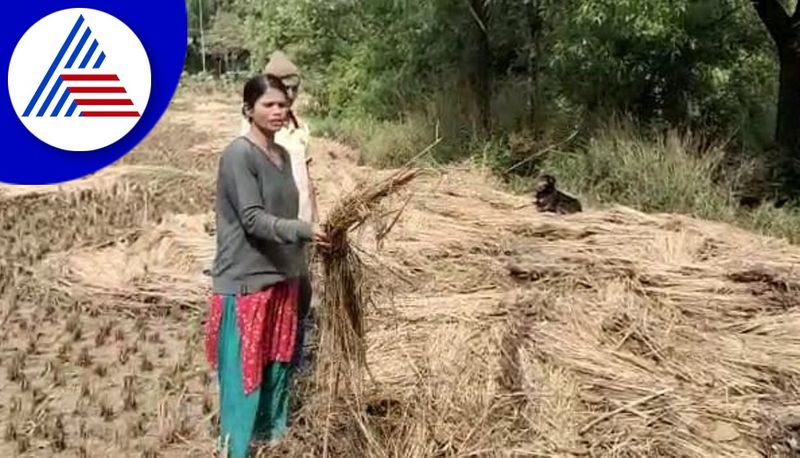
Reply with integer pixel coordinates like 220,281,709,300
184,0,799,205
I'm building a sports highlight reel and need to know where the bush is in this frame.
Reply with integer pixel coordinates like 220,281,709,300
743,204,800,244
538,118,738,220
310,77,490,168
309,113,439,168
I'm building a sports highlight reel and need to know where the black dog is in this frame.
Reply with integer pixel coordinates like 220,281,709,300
534,174,582,214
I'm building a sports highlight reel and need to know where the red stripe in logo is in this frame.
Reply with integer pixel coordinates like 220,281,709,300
68,87,127,93
81,111,140,117
75,99,134,106
61,74,119,81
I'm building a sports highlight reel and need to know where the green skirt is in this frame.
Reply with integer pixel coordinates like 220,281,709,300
216,294,293,457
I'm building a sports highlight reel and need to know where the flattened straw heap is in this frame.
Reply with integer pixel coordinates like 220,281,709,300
315,167,421,397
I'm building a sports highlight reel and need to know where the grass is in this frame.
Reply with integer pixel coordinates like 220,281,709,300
311,108,800,244
304,70,800,246
539,118,739,220
308,113,444,168
531,119,800,243
743,203,800,243
308,77,491,169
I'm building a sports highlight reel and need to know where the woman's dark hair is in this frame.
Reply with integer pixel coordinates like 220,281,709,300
241,74,287,119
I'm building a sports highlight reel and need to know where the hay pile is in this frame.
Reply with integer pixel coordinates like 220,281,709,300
0,165,214,297
484,209,800,456
281,168,800,457
121,121,223,171
35,213,214,314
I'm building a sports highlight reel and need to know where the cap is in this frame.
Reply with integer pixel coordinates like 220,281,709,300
263,50,299,79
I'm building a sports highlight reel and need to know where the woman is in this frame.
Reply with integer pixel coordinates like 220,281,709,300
240,51,318,226
205,74,324,457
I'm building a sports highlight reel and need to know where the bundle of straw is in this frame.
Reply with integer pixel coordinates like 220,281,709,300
315,168,420,394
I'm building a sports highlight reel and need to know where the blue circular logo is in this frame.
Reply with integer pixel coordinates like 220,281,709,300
2,1,187,185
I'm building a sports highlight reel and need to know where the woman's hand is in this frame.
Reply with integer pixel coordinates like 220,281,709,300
313,226,330,248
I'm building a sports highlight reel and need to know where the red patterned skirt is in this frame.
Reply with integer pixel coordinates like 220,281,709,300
204,280,300,395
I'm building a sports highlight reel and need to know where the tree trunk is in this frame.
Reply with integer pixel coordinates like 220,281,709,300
525,0,543,131
753,0,800,154
776,45,800,155
468,0,492,134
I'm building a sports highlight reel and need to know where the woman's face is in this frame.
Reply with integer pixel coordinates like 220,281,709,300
249,87,288,133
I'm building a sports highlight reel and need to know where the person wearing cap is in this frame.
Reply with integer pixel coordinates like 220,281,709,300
262,51,317,226
248,51,318,375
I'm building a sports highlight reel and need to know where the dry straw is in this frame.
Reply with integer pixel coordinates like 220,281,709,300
273,166,800,457
313,138,438,394
314,168,420,393
310,137,440,457
32,212,215,316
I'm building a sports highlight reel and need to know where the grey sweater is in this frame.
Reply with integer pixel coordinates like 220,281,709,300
210,136,313,295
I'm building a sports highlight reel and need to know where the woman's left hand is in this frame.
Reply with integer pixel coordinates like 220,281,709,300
313,227,330,248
